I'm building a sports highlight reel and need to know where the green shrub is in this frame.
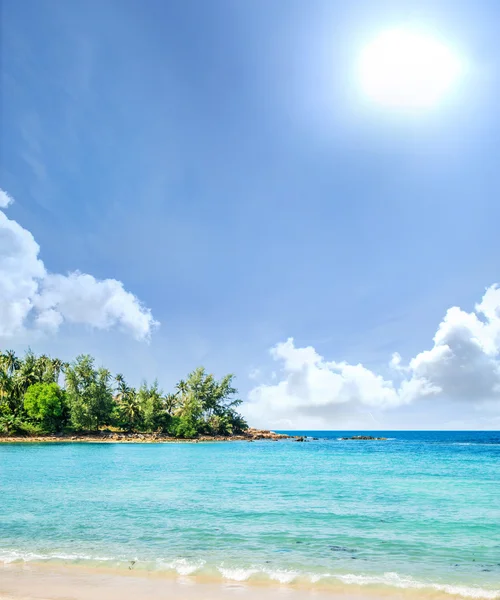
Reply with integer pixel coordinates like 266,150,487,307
24,382,67,433
0,413,44,436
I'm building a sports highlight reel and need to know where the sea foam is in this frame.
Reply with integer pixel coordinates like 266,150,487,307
218,566,259,581
0,550,114,563
263,568,299,584
335,572,500,599
157,558,205,576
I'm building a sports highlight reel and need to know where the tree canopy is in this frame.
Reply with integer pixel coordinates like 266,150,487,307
0,349,248,437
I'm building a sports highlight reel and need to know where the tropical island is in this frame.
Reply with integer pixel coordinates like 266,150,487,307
0,349,287,442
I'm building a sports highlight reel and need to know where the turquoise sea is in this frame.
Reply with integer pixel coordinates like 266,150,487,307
1,431,499,598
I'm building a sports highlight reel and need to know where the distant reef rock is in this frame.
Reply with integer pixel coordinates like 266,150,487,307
244,428,290,441
340,435,387,441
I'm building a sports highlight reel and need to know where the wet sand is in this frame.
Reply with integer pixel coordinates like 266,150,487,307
0,562,474,600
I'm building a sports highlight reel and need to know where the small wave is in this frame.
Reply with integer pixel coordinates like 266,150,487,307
2,550,497,599
0,550,115,564
451,442,500,447
263,568,298,584
218,567,259,581
309,572,331,583
336,572,499,599
157,558,205,576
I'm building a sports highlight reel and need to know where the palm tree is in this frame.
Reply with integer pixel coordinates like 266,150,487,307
119,390,140,431
3,350,21,376
164,393,179,415
0,370,13,404
16,351,38,394
114,374,130,404
51,358,64,382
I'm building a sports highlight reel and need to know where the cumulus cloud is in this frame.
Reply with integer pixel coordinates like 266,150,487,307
0,189,158,340
0,210,46,336
0,189,14,208
246,286,500,427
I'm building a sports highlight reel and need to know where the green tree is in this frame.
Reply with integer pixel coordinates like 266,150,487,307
164,392,179,416
1,348,249,438
0,369,14,409
138,380,170,432
117,390,141,431
113,374,141,431
24,382,67,432
172,392,204,438
2,350,21,376
172,368,247,436
65,355,113,431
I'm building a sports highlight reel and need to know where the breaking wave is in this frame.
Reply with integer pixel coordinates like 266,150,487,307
1,550,498,599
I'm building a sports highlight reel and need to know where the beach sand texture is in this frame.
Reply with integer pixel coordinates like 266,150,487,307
0,563,482,600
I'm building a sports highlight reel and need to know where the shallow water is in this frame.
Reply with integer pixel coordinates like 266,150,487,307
1,431,499,599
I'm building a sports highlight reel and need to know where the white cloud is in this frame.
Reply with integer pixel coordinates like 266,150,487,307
246,286,500,427
35,273,157,340
0,189,158,340
0,189,14,208
0,210,46,336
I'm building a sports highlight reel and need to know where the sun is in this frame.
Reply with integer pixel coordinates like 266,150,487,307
358,29,463,109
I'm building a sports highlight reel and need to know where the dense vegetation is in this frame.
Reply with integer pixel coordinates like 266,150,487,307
0,350,247,437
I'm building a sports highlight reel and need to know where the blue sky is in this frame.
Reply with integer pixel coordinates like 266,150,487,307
2,0,500,429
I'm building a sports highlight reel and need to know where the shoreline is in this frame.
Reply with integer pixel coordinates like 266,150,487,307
0,428,291,444
0,561,482,600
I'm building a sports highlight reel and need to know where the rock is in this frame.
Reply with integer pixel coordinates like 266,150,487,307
245,428,289,441
3,427,291,444
330,545,356,553
295,436,306,442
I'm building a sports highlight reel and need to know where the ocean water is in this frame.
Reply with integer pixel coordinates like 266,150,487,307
1,431,499,599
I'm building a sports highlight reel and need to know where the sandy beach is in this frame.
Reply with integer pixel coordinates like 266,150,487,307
0,562,468,600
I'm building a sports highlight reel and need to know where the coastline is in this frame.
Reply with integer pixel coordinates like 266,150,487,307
0,428,290,444
0,561,487,600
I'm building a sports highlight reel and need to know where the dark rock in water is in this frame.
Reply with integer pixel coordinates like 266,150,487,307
329,545,355,553
312,437,319,440
295,436,307,442
340,435,387,441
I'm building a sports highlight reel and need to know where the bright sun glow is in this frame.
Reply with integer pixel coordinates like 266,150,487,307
359,29,463,109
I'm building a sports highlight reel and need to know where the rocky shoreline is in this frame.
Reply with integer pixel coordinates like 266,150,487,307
0,428,291,443
0,432,390,443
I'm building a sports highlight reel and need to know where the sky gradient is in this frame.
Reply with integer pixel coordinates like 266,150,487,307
1,0,500,429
